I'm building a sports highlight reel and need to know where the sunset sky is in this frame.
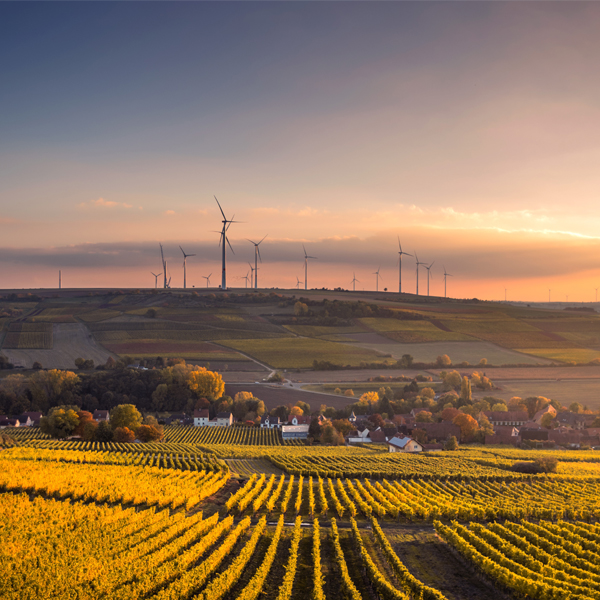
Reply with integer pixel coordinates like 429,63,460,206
1,2,600,302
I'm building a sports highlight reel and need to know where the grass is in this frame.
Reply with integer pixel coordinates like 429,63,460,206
360,318,473,342
78,309,122,322
220,337,392,368
516,347,600,363
283,324,364,337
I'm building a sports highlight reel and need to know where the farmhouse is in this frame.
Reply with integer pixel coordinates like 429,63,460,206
417,422,461,443
93,410,110,422
281,424,309,440
387,436,422,453
483,411,528,427
0,417,20,428
260,415,281,429
193,409,209,427
288,415,311,426
18,412,42,427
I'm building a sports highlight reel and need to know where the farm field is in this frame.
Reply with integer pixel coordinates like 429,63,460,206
338,336,548,366
1,322,115,369
516,347,600,363
220,337,392,369
479,378,600,410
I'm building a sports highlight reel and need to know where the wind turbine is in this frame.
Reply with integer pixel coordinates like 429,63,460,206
351,272,359,292
373,267,382,292
215,196,239,290
296,276,301,289
159,244,168,289
414,252,425,295
203,274,212,288
242,271,250,288
179,246,196,289
247,235,267,289
248,262,255,289
303,244,317,291
424,261,434,297
151,272,162,289
397,237,412,294
443,266,452,299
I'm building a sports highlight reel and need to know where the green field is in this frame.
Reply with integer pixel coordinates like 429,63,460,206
517,347,600,363
219,337,391,368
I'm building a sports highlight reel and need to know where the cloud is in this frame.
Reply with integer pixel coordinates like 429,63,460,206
78,198,136,210
164,210,176,216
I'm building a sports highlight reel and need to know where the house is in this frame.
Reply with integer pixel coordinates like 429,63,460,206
93,410,110,422
193,409,209,427
418,422,461,443
422,443,444,452
556,412,591,430
368,429,387,443
485,432,521,446
346,428,371,444
261,415,281,429
483,411,528,427
289,415,311,426
348,411,357,423
215,412,233,427
166,413,193,426
281,424,310,440
387,436,423,453
0,417,20,428
18,412,42,427
520,428,549,442
382,426,398,439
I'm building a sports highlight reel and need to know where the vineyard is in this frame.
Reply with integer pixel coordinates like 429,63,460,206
2,322,53,349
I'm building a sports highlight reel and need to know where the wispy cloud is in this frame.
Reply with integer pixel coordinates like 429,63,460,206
78,198,135,210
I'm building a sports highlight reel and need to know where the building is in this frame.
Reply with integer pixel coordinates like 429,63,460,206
288,415,311,426
215,412,233,427
193,409,209,427
93,410,110,422
261,415,281,429
18,412,42,427
556,412,591,430
417,422,461,443
281,424,310,440
483,411,528,427
387,436,423,453
0,417,20,428
533,405,557,425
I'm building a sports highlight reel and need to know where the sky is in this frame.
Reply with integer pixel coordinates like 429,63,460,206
1,2,600,302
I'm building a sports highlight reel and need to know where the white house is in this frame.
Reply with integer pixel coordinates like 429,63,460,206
387,436,423,453
193,409,210,427
216,412,233,427
281,424,310,440
288,415,311,426
261,415,281,429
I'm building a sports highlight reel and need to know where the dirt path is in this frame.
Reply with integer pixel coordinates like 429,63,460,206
384,527,513,600
2,322,117,369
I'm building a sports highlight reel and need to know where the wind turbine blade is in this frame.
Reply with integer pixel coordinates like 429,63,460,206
303,244,307,257
214,196,226,219
246,238,257,245
257,246,262,262
179,245,185,256
189,254,196,257
258,234,267,244
430,261,435,269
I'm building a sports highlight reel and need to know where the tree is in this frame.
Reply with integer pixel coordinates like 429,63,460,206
81,420,98,441
290,406,303,416
294,301,308,316
452,413,479,442
73,410,94,436
136,424,164,442
444,436,459,451
74,358,94,370
40,406,80,439
441,407,460,422
368,413,385,429
359,391,379,405
526,396,550,419
333,387,342,394
416,411,433,423
110,404,142,431
296,401,311,415
95,420,114,442
541,412,556,429
187,369,225,401
399,354,414,368
412,428,427,444
436,354,452,367
569,402,583,414
478,358,488,366
443,370,462,390
308,417,321,441
460,377,472,404
29,369,80,412
320,423,344,445
491,402,508,412
234,391,254,403
344,389,354,397
114,426,136,443
332,419,353,436
478,415,494,439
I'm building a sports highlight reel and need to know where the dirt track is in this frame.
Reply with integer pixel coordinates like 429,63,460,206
2,323,117,369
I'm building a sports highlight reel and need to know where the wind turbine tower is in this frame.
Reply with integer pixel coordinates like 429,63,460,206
159,244,168,289
351,272,359,292
303,244,317,291
397,238,412,294
414,252,424,295
151,272,162,289
373,267,382,292
215,196,238,290
203,274,212,288
59,270,61,290
424,261,434,296
443,266,452,298
179,246,196,289
248,263,255,288
247,235,267,289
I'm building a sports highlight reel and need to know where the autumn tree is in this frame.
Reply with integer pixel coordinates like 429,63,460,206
114,427,136,443
491,402,508,412
332,419,353,436
459,377,472,404
416,411,433,423
40,406,80,439
443,370,462,390
187,368,225,401
444,436,459,451
290,406,303,416
110,404,142,431
359,391,379,405
441,407,460,422
541,412,556,429
569,402,583,414
452,413,479,442
73,410,94,437
320,423,344,445
436,354,452,367
344,389,354,397
136,424,164,442
29,369,80,412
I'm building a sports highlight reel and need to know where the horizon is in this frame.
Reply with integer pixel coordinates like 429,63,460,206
1,3,600,301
